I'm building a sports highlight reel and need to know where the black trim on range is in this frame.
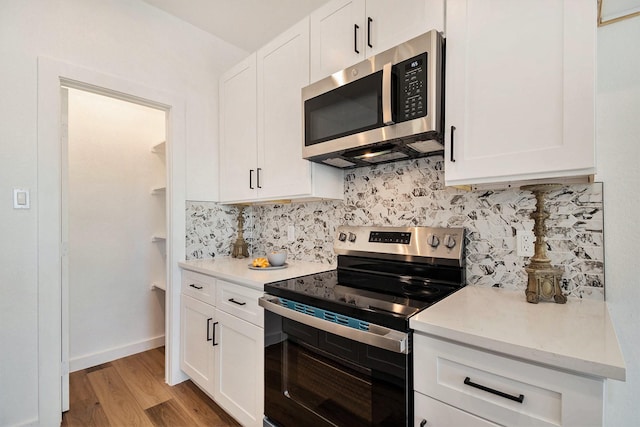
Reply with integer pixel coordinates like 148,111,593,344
463,376,525,403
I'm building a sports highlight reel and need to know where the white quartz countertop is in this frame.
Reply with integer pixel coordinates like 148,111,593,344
410,286,626,381
178,257,335,291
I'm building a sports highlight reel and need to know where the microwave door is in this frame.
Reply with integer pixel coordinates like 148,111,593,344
304,70,384,147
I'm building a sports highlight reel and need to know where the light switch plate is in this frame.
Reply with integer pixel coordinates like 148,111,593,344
13,189,30,209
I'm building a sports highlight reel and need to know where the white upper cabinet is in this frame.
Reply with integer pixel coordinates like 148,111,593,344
219,54,258,202
257,18,312,199
444,0,597,187
310,0,444,82
365,0,445,56
219,18,343,204
310,0,365,82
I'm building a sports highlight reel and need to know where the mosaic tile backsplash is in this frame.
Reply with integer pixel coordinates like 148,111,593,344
186,156,604,300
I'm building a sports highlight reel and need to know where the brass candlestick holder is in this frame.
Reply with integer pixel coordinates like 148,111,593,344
230,205,249,259
521,184,567,304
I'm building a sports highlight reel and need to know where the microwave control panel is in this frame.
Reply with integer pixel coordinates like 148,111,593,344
395,53,428,123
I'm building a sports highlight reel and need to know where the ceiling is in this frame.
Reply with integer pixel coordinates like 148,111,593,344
142,0,332,52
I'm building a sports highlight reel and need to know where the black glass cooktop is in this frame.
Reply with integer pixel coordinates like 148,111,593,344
264,258,464,331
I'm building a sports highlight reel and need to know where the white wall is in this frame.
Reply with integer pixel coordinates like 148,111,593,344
67,88,166,370
597,18,640,427
0,0,245,425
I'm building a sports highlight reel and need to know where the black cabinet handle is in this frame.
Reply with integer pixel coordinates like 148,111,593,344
354,24,360,54
367,17,373,48
228,298,247,306
189,283,203,290
257,167,262,188
212,321,219,347
450,126,456,162
206,317,213,342
249,169,254,189
464,376,524,403
419,420,427,427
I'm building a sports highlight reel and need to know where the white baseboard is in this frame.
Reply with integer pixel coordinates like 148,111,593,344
69,335,165,372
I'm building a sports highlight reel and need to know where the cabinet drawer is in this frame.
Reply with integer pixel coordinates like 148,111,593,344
414,334,603,427
182,270,216,306
414,391,499,427
216,280,263,328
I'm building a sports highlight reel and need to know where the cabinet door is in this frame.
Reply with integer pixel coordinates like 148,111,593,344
444,0,596,187
257,18,312,200
214,309,264,427
180,294,216,395
365,0,444,56
414,392,500,427
219,53,258,202
310,0,365,82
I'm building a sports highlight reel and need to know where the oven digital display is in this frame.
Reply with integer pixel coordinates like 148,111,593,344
368,231,411,244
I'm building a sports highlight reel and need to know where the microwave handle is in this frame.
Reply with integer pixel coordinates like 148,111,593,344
382,62,394,125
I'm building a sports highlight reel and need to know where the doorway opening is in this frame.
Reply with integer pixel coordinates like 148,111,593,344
60,86,168,411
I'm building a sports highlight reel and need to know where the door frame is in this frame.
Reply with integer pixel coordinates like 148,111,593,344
37,57,188,425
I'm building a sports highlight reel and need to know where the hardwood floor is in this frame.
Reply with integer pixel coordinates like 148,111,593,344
62,347,241,427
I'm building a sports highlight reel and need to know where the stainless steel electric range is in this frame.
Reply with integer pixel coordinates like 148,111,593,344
259,225,465,427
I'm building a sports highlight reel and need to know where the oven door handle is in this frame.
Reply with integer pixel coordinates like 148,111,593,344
259,295,409,354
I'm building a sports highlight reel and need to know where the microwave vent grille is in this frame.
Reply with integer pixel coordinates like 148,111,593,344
322,158,356,168
408,139,443,154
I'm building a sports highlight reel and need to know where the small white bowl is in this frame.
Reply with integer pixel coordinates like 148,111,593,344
267,251,287,267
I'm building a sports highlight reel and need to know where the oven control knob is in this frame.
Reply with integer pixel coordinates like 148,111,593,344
427,234,440,248
338,232,347,242
348,232,357,243
443,234,456,249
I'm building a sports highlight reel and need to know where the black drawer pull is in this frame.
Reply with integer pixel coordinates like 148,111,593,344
464,376,524,403
189,284,203,290
419,420,427,427
212,321,219,347
450,125,456,162
206,317,213,341
228,298,247,306
354,24,360,54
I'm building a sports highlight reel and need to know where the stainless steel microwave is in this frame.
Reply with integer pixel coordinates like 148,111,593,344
302,30,444,169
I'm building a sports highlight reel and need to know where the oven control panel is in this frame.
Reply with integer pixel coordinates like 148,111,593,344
368,231,412,244
334,225,465,266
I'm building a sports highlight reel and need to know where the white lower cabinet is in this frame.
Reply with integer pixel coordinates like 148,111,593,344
414,392,499,427
180,272,264,427
215,309,264,427
413,334,604,426
181,294,216,393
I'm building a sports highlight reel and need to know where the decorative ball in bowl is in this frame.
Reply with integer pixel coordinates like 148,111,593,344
267,251,287,267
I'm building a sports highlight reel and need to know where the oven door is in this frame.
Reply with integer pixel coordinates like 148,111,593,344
260,296,412,427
